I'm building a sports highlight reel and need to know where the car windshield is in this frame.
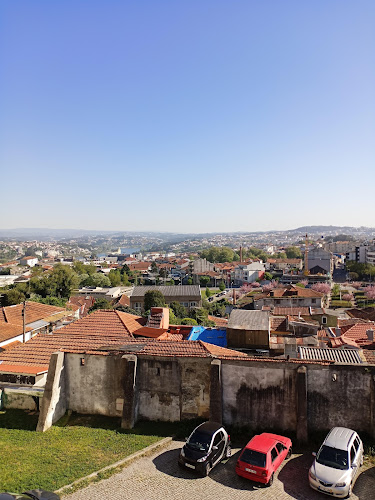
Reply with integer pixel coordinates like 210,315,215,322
187,430,212,452
240,448,267,468
316,445,349,470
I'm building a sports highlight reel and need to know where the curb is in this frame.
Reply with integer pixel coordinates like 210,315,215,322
56,436,173,495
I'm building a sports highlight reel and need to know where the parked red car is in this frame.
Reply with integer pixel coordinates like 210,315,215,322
236,433,292,486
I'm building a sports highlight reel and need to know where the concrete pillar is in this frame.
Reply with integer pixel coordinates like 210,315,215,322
121,354,138,429
296,365,308,444
210,359,222,424
370,371,375,440
37,352,66,432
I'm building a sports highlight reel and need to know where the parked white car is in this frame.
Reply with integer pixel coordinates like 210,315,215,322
309,427,363,498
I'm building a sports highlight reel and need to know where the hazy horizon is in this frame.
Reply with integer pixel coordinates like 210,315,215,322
1,1,374,232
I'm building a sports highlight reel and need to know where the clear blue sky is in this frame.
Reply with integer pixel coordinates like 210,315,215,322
1,1,374,233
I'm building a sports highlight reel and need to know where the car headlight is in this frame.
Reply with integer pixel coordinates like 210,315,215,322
180,448,185,457
197,456,208,463
309,470,316,480
335,482,346,487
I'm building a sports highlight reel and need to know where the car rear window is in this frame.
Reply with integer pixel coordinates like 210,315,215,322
240,448,267,468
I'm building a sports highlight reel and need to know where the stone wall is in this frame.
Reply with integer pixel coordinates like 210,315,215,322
35,350,375,440
136,356,211,422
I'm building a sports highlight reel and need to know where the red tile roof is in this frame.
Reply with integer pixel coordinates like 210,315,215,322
273,307,311,316
0,301,66,327
207,315,228,327
330,322,375,348
68,296,95,317
0,363,48,375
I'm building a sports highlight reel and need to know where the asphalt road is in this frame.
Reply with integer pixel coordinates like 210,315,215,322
63,440,375,500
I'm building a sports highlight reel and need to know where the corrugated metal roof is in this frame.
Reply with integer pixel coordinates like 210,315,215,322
298,346,362,364
228,310,269,331
27,319,49,330
131,285,201,298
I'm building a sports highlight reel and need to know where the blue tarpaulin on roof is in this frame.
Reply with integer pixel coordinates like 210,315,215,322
187,326,227,347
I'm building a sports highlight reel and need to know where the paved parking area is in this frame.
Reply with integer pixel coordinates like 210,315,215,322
63,440,375,500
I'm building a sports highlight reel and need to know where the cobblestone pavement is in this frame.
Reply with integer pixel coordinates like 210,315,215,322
63,440,375,500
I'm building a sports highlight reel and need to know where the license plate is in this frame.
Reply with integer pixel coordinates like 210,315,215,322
185,463,195,469
318,486,332,494
245,468,256,474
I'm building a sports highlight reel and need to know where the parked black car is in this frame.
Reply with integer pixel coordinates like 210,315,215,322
178,421,231,476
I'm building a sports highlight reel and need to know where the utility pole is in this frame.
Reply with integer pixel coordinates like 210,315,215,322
22,300,26,343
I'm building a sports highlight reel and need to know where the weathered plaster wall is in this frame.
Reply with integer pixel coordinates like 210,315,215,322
2,391,38,410
307,365,373,434
136,357,211,422
65,353,125,416
221,360,297,430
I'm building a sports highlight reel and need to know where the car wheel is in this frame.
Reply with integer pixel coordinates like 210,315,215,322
225,445,232,458
286,447,292,459
203,462,212,476
267,473,274,487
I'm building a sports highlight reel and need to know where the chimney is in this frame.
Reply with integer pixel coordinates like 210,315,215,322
366,329,374,342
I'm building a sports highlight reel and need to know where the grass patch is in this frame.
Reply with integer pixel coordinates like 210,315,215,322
0,410,189,493
201,289,220,299
330,300,352,308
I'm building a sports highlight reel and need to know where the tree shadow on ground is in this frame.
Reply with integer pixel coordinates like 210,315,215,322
0,409,38,431
278,453,374,500
153,446,265,491
277,453,323,500
353,465,375,499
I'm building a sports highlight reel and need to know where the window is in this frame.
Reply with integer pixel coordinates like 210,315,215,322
322,316,327,324
312,299,317,304
353,437,360,453
190,302,197,307
276,300,281,304
276,442,284,454
271,447,278,462
350,446,356,464
213,432,223,446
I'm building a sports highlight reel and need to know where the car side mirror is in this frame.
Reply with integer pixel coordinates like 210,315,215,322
312,452,317,457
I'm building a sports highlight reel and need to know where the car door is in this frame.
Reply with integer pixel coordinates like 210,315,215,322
270,446,281,473
351,437,361,480
276,441,287,462
212,431,225,464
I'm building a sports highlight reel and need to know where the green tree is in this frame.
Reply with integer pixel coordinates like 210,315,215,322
108,269,122,287
144,290,165,311
181,318,198,326
264,272,273,281
122,272,131,286
170,301,187,318
285,246,302,259
206,287,211,298
150,261,158,274
3,288,26,306
187,278,193,285
200,276,210,286
219,281,225,291
121,264,130,275
73,261,97,276
88,298,113,313
88,273,112,288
